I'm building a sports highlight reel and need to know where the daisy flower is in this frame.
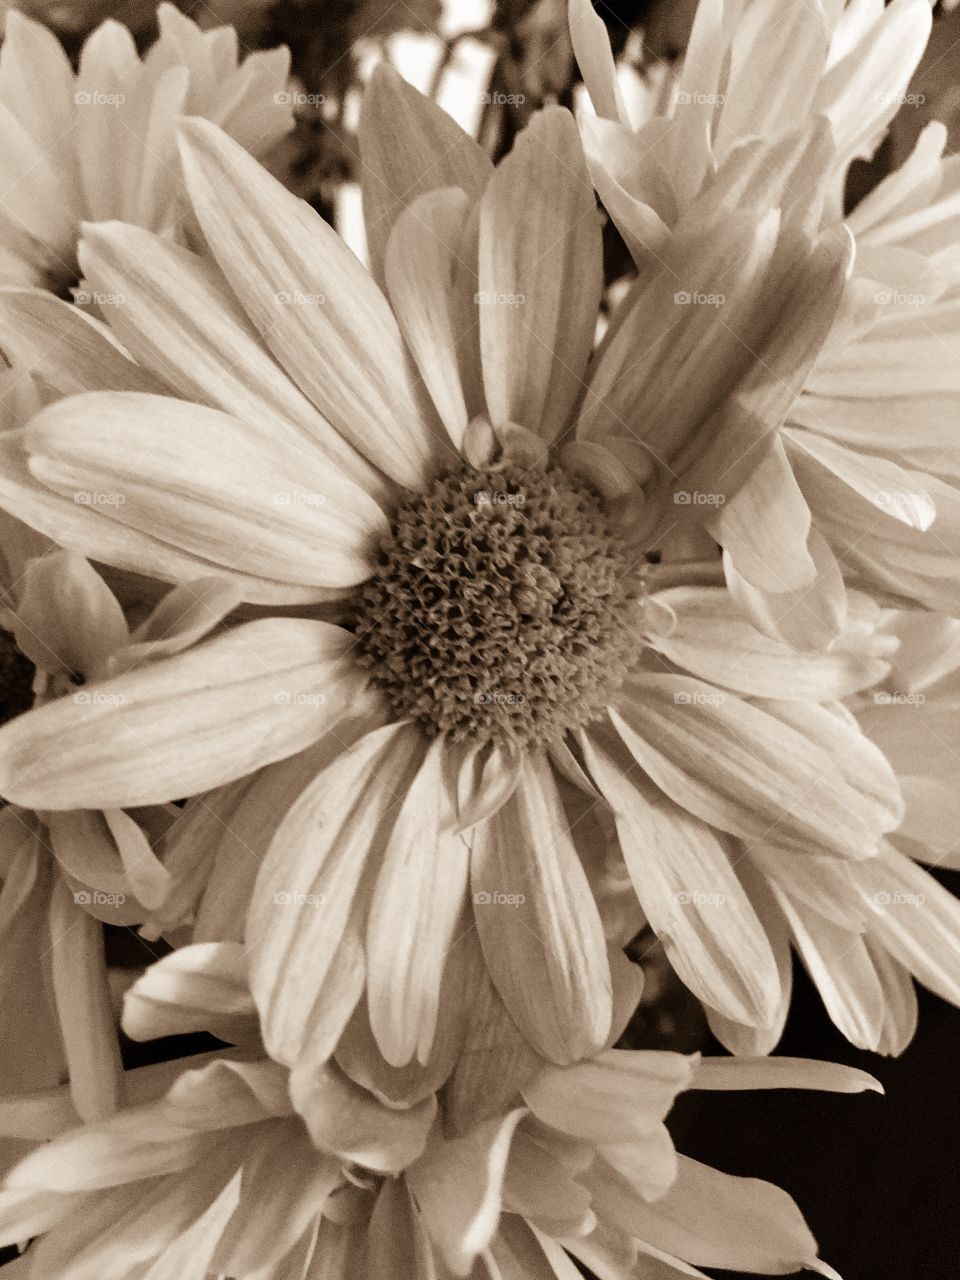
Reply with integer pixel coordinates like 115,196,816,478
567,0,960,648
0,81,908,1068
0,526,242,1119
0,940,879,1279
569,0,933,257
0,3,293,293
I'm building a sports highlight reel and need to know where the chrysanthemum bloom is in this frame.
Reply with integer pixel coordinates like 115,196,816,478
0,530,242,1119
0,941,877,1278
0,3,292,293
0,88,910,1067
569,0,932,255
570,0,960,645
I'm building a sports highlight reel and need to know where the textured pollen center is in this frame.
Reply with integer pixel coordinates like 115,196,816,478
355,462,637,746
0,632,35,729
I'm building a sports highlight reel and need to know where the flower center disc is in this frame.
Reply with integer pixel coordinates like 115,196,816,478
356,462,637,747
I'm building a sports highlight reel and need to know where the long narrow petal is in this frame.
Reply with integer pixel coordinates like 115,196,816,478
177,118,442,488
609,676,902,857
568,0,628,122
24,391,386,595
479,107,602,442
247,722,421,1067
470,751,612,1064
48,878,123,1122
583,727,781,1028
385,188,479,450
646,586,888,700
366,737,470,1067
0,619,363,809
358,62,492,286
78,223,384,497
607,1154,824,1275
692,1057,882,1094
0,288,164,396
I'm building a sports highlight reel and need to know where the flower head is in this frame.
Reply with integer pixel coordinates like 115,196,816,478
0,74,920,1071
0,941,878,1278
0,3,292,293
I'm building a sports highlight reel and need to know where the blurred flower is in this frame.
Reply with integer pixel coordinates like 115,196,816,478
0,78,916,1068
0,3,293,293
0,941,878,1277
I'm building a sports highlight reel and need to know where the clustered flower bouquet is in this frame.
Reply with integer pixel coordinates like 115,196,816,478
0,0,956,1275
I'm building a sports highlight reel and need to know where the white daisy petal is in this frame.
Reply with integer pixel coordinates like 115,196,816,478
853,844,960,1006
78,223,384,497
48,878,123,1123
568,0,629,123
692,1057,882,1094
0,432,316,607
479,107,602,442
121,942,256,1045
247,723,420,1068
24,391,386,596
722,528,848,651
366,737,470,1068
0,288,163,396
177,117,442,488
470,751,612,1064
609,676,901,858
358,62,493,286
615,1155,824,1275
288,1061,436,1176
385,188,478,450
583,729,781,1029
773,888,886,1051
0,618,362,809
646,586,888,700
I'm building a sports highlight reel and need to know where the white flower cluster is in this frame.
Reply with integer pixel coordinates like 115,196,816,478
0,0,954,1276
